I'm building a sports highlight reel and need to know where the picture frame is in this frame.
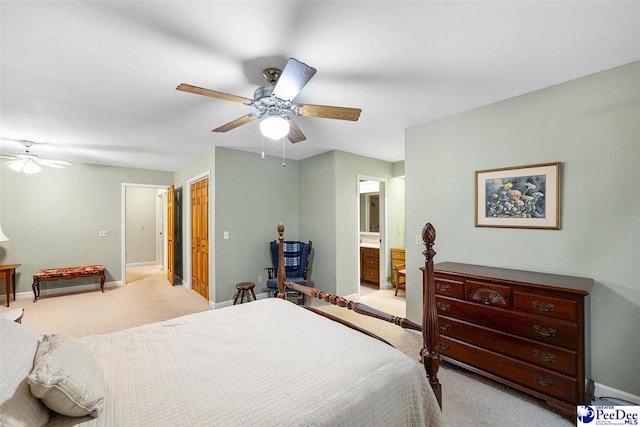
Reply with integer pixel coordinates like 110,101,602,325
475,162,561,229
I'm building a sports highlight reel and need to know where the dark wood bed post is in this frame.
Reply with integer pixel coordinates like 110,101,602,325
420,222,442,409
276,223,286,299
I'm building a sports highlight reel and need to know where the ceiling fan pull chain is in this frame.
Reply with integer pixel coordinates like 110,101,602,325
261,134,265,159
282,137,286,167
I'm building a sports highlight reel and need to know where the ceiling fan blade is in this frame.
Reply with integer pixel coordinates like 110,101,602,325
295,104,362,121
272,58,317,101
0,155,17,160
39,162,66,169
212,113,259,133
286,118,306,143
39,159,71,167
177,84,254,105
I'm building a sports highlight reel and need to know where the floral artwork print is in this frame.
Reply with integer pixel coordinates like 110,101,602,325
485,174,546,218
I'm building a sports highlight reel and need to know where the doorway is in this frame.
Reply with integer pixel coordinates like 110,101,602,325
121,183,169,286
357,177,387,296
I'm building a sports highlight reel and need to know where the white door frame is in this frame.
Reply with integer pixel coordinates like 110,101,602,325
356,174,388,294
185,171,212,302
120,183,169,286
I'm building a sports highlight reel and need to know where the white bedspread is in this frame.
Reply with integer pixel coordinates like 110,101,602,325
46,298,443,426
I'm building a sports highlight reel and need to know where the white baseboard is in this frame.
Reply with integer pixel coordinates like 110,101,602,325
213,292,268,309
126,262,158,268
594,382,640,405
15,280,122,300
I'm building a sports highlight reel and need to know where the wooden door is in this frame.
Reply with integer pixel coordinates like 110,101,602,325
191,178,209,299
167,185,175,285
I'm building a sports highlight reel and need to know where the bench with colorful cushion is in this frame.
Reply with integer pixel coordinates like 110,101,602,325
32,265,105,302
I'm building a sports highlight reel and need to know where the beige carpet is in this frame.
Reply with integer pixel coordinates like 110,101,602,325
2,265,211,337
1,268,573,426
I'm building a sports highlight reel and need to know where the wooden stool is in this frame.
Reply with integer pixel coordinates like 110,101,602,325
233,282,257,305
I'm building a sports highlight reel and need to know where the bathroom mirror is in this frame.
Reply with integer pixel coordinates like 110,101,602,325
360,192,380,233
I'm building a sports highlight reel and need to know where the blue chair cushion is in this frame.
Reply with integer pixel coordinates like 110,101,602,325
270,241,311,279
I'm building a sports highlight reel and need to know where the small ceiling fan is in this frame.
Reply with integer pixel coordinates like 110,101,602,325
176,58,362,143
0,140,71,174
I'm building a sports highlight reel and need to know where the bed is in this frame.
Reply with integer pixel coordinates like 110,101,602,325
1,223,443,427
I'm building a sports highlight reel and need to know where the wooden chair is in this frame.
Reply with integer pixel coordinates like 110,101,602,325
265,239,312,304
393,264,406,296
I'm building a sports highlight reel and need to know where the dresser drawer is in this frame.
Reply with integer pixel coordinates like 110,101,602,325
434,276,464,299
514,291,578,322
363,256,379,268
436,296,579,350
391,250,405,261
439,316,577,375
465,280,512,308
362,267,378,281
361,248,379,258
439,337,578,403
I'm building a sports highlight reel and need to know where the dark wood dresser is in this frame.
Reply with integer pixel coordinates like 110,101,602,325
433,262,593,416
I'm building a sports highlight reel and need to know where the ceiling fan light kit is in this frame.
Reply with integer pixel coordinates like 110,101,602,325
177,57,362,146
260,115,290,140
8,159,41,174
1,140,71,175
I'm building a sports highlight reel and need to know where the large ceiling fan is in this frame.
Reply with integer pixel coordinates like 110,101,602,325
0,140,71,174
176,58,362,143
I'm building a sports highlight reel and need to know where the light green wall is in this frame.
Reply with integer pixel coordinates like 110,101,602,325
0,163,172,294
299,151,337,293
125,186,157,264
387,176,406,250
298,151,397,295
335,151,394,296
214,147,299,301
174,146,402,301
405,62,640,395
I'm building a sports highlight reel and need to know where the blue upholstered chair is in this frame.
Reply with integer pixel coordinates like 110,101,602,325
265,240,312,304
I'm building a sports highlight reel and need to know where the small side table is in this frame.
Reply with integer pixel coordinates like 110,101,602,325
1,307,24,323
0,264,21,307
233,282,257,305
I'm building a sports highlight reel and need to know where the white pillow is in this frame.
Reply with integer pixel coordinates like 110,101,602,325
28,334,106,417
0,318,50,427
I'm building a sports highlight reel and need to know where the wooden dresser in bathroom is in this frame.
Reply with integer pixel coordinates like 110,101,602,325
360,246,379,285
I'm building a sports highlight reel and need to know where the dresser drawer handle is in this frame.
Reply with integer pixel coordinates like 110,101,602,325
437,302,451,312
533,349,556,363
439,322,451,331
534,325,556,337
534,374,554,388
439,343,451,350
436,283,450,292
533,301,554,312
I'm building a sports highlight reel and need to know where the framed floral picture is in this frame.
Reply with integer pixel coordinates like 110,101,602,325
475,162,561,229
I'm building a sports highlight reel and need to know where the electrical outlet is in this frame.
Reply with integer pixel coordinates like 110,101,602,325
415,234,421,245
99,230,108,238
258,274,263,284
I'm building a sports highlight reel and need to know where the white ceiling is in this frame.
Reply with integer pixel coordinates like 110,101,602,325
1,1,638,172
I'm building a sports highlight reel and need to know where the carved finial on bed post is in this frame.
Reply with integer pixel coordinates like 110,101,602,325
420,222,442,409
277,223,286,299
